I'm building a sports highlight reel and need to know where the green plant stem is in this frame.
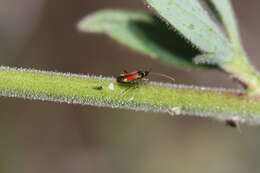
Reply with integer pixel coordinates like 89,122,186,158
1,66,260,124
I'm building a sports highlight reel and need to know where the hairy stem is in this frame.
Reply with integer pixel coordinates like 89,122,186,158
0,66,260,124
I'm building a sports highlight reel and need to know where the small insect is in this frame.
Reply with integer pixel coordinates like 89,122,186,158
92,85,103,90
116,70,150,84
116,70,175,84
225,119,237,128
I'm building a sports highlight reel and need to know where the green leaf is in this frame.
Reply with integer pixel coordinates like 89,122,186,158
145,0,235,64
194,53,222,65
205,0,242,48
78,9,214,69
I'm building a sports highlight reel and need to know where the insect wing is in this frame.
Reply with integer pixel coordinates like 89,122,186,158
121,71,139,77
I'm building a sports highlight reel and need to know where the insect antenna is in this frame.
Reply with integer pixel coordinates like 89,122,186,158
149,72,175,82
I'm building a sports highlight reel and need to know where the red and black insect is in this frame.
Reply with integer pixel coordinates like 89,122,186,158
117,70,150,84
116,70,175,84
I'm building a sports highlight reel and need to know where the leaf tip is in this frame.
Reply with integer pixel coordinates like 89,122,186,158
77,19,87,32
77,10,104,33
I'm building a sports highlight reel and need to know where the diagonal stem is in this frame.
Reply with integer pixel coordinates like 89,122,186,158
0,66,260,125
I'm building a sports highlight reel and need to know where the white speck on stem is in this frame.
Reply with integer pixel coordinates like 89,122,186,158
109,83,115,91
168,107,182,116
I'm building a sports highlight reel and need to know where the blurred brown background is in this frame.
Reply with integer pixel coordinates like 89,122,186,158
0,0,260,173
